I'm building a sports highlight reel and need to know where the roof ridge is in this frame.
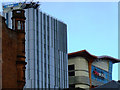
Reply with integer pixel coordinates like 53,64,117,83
68,50,120,63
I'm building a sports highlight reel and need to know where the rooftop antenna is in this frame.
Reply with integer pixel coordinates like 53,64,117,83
20,0,27,9
31,0,34,2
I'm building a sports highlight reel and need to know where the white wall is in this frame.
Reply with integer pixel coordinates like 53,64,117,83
68,56,89,77
68,56,89,89
75,84,89,89
92,59,109,71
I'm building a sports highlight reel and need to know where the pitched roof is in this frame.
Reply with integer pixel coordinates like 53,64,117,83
68,50,120,63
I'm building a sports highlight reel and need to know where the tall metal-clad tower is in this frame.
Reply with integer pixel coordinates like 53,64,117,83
3,2,68,88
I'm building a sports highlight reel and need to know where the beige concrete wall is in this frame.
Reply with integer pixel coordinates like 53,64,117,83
75,84,89,89
75,57,88,71
75,71,89,77
68,56,89,77
68,57,90,89
92,59,109,71
68,57,79,65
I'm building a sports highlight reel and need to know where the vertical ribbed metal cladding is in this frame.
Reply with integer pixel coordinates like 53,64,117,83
51,17,53,48
53,18,56,88
66,24,68,88
47,15,50,88
43,13,46,88
36,8,39,88
54,20,56,82
64,24,67,88
56,20,60,87
40,12,43,88
27,8,30,80
57,19,60,88
28,8,31,88
32,8,35,88
58,21,61,88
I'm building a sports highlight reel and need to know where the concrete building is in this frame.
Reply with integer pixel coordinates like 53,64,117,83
68,50,120,89
0,9,26,89
2,2,68,88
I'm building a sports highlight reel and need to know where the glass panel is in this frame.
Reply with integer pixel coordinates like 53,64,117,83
69,84,75,88
16,11,21,13
68,72,75,76
68,65,74,70
17,21,21,30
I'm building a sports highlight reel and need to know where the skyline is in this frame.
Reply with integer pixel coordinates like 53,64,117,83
0,2,119,80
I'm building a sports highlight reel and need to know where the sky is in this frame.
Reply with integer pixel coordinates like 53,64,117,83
0,1,119,80
40,2,118,80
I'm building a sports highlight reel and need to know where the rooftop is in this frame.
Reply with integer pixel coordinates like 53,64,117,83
2,2,40,13
68,50,120,63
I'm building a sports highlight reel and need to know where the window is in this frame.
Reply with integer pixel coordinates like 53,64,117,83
16,11,21,13
69,72,75,76
17,21,21,30
12,19,15,30
69,84,75,88
68,65,75,76
68,65,74,70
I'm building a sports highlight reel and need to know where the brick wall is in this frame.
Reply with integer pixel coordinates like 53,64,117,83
1,14,26,89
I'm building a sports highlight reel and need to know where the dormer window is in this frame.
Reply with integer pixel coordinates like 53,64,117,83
17,21,21,30
16,11,21,13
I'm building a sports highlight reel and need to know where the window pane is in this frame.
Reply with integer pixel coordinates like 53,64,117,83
69,84,75,88
68,72,75,76
17,21,21,30
68,65,74,71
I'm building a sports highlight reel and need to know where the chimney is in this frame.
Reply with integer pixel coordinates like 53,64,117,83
12,9,27,89
11,9,26,31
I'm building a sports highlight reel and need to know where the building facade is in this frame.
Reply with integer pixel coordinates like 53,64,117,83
0,9,26,89
68,50,120,89
3,3,68,88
